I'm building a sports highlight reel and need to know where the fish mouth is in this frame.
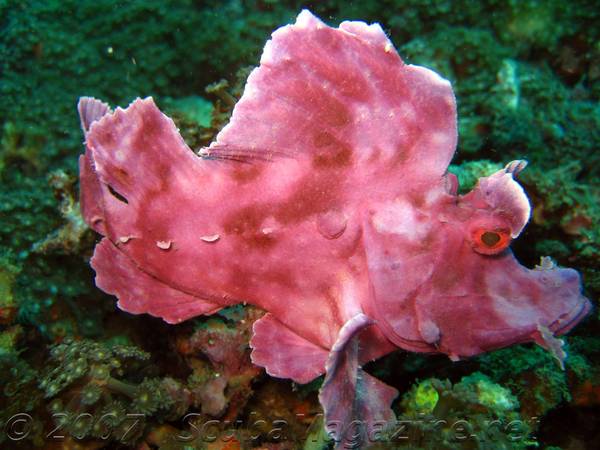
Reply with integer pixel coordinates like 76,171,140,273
472,295,592,355
549,295,593,336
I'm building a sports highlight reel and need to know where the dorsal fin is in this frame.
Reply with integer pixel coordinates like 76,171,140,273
78,97,111,135
201,10,457,187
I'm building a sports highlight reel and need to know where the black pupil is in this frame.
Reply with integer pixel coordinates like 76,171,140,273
482,231,501,247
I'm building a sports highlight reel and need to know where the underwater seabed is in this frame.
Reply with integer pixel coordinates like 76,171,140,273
1,1,599,449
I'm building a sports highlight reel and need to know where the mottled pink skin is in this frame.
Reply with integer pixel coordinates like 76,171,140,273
363,172,591,359
78,10,591,446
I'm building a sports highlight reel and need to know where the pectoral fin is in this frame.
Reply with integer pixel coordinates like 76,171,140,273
319,314,398,449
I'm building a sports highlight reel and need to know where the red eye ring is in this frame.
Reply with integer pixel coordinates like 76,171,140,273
470,228,511,255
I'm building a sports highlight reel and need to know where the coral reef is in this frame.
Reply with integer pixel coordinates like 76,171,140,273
394,373,532,449
40,338,188,445
175,306,264,420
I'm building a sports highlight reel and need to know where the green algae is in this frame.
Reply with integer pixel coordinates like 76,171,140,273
448,160,503,193
398,373,531,449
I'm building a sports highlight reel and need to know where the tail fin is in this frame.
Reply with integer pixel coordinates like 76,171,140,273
78,97,234,322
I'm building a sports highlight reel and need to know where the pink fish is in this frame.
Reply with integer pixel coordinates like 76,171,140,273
78,10,591,447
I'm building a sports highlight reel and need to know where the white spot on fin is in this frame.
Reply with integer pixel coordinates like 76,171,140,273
156,240,172,250
200,234,220,243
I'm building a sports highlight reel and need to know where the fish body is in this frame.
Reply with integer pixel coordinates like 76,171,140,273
78,10,591,447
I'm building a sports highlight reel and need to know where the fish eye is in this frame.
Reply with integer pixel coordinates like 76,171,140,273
470,228,511,255
481,231,500,247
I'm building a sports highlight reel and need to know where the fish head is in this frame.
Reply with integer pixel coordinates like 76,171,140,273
363,162,592,361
